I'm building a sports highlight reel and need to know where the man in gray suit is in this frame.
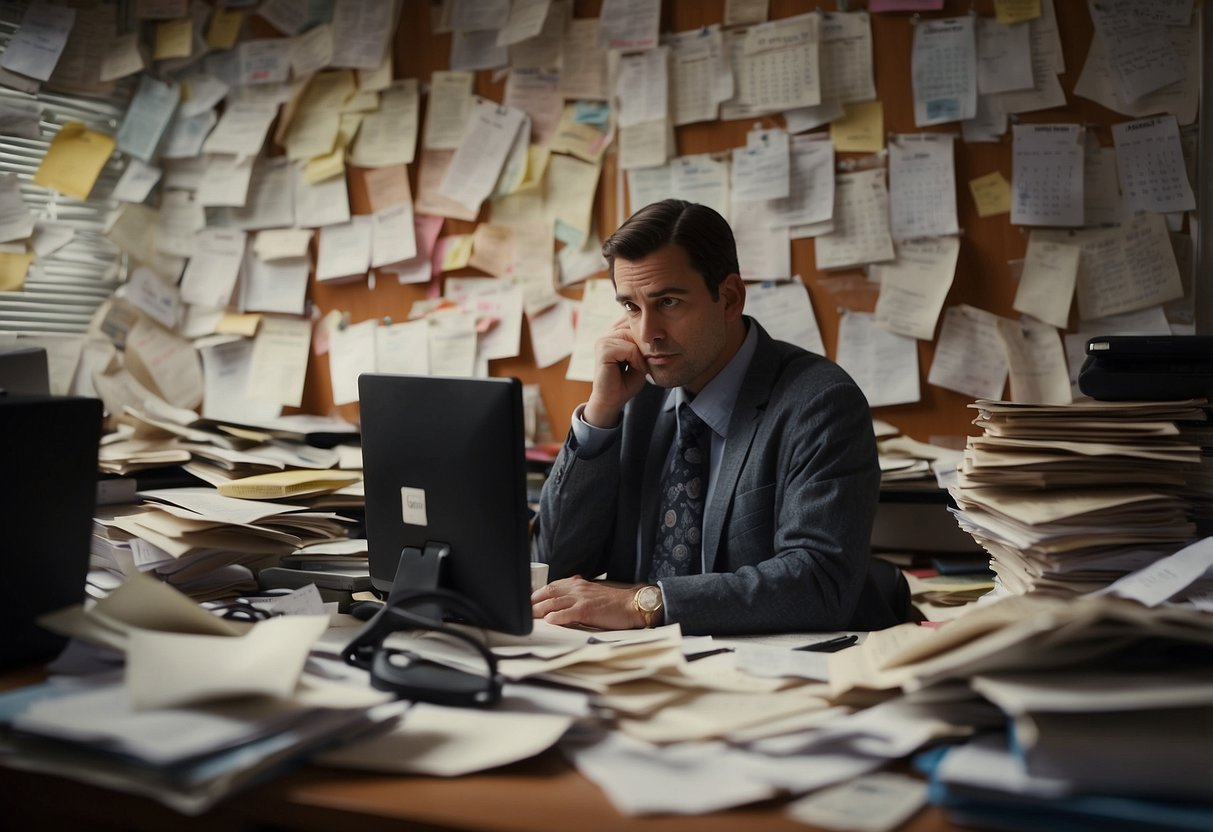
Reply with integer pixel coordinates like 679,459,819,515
532,200,897,635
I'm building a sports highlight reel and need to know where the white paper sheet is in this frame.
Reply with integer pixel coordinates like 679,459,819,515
927,304,1009,400
180,227,246,308
247,315,312,408
598,0,660,51
732,128,790,202
1012,234,1080,329
834,311,920,408
0,3,76,81
1011,123,1084,227
736,13,820,111
995,316,1071,405
327,318,378,405
241,253,309,316
975,15,1034,95
615,47,669,130
815,168,895,271
873,236,960,340
1111,114,1195,215
439,99,526,214
375,318,429,376
316,215,372,282
744,280,824,355
887,133,958,241
565,278,621,382
116,74,180,163
911,16,976,126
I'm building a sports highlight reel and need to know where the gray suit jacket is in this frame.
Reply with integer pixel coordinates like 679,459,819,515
537,320,882,635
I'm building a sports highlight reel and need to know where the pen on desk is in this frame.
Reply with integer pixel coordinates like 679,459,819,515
794,635,858,653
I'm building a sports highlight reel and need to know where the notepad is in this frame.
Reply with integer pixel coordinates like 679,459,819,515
216,469,362,500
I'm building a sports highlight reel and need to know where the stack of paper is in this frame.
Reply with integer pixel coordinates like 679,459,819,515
874,419,964,484
949,398,1212,596
827,593,1213,828
88,488,353,601
1,576,398,815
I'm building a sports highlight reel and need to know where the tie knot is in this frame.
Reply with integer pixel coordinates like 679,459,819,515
677,402,708,447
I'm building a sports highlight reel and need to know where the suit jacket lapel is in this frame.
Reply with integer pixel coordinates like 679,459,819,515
703,325,779,572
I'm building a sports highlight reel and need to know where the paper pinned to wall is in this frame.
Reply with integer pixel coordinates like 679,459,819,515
928,304,1009,400
1012,234,1080,329
887,133,958,241
995,315,1070,405
32,122,115,200
911,16,976,126
873,236,960,341
834,311,920,408
246,314,312,408
439,99,527,215
1010,123,1084,227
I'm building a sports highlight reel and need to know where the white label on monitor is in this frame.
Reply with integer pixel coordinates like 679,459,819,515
400,487,428,526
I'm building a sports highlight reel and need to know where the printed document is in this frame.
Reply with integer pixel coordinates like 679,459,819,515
928,304,1009,400
995,316,1070,405
911,16,976,126
744,281,825,355
888,133,958,241
1011,124,1083,227
873,236,960,341
1012,234,1080,329
815,168,895,271
440,99,527,214
835,311,920,408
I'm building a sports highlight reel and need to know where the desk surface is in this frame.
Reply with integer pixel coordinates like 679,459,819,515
1,666,958,832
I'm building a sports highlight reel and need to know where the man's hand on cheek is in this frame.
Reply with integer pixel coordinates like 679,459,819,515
530,576,643,630
585,321,649,428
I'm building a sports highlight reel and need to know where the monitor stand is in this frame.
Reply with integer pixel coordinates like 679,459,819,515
387,542,450,624
342,541,504,707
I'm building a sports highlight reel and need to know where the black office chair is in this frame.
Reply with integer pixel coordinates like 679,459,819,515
846,556,915,631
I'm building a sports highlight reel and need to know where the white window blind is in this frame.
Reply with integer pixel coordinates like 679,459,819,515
0,3,129,336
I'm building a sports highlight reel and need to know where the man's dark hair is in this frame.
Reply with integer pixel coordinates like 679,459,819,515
601,199,739,300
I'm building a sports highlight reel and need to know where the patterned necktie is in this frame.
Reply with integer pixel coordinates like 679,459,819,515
650,403,710,580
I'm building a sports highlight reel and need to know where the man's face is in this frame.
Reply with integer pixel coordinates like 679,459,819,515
613,244,743,394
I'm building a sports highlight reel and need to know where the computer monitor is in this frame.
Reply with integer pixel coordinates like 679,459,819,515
0,345,50,396
357,373,533,636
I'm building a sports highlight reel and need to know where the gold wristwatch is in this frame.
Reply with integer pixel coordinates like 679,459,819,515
633,585,663,628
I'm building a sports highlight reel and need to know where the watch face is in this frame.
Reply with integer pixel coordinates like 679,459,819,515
637,585,661,610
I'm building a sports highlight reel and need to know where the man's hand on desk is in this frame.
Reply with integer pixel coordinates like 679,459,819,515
531,576,648,630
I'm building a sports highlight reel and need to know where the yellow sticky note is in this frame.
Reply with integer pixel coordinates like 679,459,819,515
440,235,473,271
303,146,345,185
994,0,1041,25
217,312,262,337
32,122,116,200
0,251,34,292
969,171,1012,218
154,19,193,60
207,7,243,50
830,101,884,153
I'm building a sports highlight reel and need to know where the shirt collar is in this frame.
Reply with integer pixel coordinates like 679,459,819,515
662,319,758,439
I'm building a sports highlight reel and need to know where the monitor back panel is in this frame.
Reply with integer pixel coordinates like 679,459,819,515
0,396,101,668
358,374,530,634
